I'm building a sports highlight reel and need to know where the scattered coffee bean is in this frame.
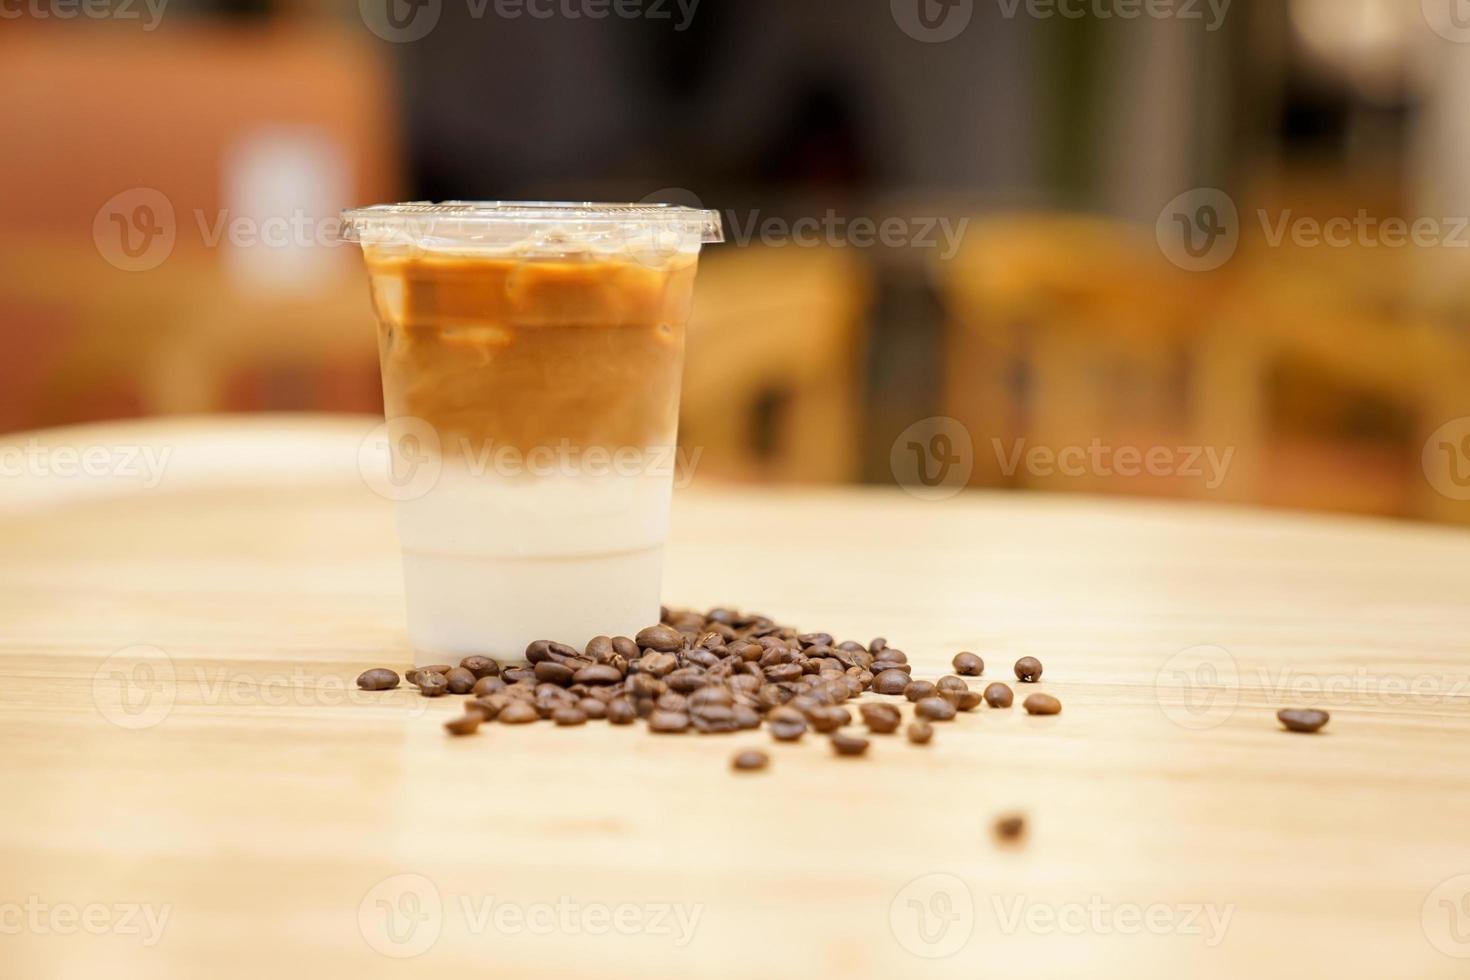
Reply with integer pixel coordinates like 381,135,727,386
830,732,870,756
915,696,957,721
578,698,607,720
808,705,850,734
872,669,910,695
768,707,807,741
553,706,588,727
607,699,637,725
502,666,536,684
732,749,769,771
637,624,684,652
1023,693,1061,716
956,691,982,712
574,664,622,686
445,667,476,695
1014,657,1043,683
472,676,506,697
860,703,902,734
936,676,969,695
356,669,399,691
952,652,984,676
534,661,575,686
416,672,448,698
1277,708,1329,734
467,697,501,721
459,656,499,679
499,701,539,724
905,680,937,703
907,720,934,744
984,682,1014,708
407,665,452,685
994,814,1026,842
648,710,691,733
444,714,481,736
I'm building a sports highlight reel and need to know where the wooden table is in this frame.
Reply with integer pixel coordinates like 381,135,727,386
4,416,1470,978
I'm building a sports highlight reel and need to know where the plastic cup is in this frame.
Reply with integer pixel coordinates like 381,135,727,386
341,202,723,666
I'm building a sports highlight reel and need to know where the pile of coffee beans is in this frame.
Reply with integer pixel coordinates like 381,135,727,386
353,607,1066,765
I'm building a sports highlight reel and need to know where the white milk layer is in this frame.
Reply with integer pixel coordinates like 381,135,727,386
394,465,672,666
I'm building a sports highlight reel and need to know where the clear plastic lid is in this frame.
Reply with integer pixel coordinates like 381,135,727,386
340,200,724,256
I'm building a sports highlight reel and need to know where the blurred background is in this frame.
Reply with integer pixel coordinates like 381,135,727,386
5,0,1470,522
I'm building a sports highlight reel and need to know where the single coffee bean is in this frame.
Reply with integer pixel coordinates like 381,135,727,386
764,663,804,684
877,649,908,665
459,656,499,679
356,669,399,691
656,692,689,713
576,697,607,720
915,696,957,721
1023,693,1061,716
585,635,614,661
666,668,708,693
860,703,902,734
444,714,481,736
984,682,1014,708
952,652,984,676
553,706,588,727
407,665,452,685
648,710,691,734
733,705,762,730
872,669,911,695
573,664,622,686
534,661,575,686
416,672,449,697
499,701,539,724
908,720,934,744
956,691,983,712
611,635,639,659
1014,656,1043,683
936,675,969,695
870,660,911,676
808,705,851,734
767,707,807,741
731,749,769,772
472,676,506,697
638,652,677,677
994,814,1026,842
869,637,888,654
636,624,684,652
905,680,937,702
445,667,476,695
467,697,501,721
692,704,738,734
607,699,637,725
830,732,870,757
1277,708,1329,733
502,667,536,684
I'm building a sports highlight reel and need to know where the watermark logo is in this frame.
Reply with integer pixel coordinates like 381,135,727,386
890,417,974,501
991,894,1233,945
1423,417,1470,502
1423,0,1470,44
93,188,176,273
1423,874,1470,958
0,0,169,30
360,0,698,42
892,0,973,42
92,645,177,731
1155,645,1240,731
0,440,172,489
890,873,975,958
360,0,441,42
993,438,1234,489
993,0,1230,31
0,898,172,946
359,417,444,503
1156,188,1238,272
359,874,443,958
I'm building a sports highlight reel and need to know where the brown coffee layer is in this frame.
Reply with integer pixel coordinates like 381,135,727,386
363,251,698,456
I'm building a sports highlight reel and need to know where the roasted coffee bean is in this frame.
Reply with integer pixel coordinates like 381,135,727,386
1014,657,1043,683
1277,708,1329,733
638,652,677,677
685,648,722,670
445,667,477,695
905,681,937,702
984,682,1014,708
534,661,575,686
797,632,834,648
952,652,984,676
577,698,607,720
733,705,762,730
656,692,689,713
553,706,588,727
627,672,664,698
573,664,622,686
860,703,902,734
666,668,708,693
956,691,983,712
444,714,481,736
767,707,807,741
611,635,639,659
407,665,452,685
870,660,912,676
869,637,888,654
525,641,554,664
872,669,911,695
695,631,726,650
460,656,499,679
502,667,536,685
636,624,684,652
808,706,851,734
692,704,737,734
356,669,399,691
936,675,969,695
878,649,907,665
763,663,804,684
648,710,691,734
994,814,1026,842
545,642,582,663
499,701,539,724
472,676,506,697
830,732,870,756
607,699,637,725
731,749,769,771
584,635,614,662
1023,693,1061,716
416,672,449,697
907,720,934,744
915,696,957,721
689,686,733,710
468,697,501,721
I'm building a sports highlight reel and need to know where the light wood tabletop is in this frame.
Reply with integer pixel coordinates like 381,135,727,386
4,415,1470,979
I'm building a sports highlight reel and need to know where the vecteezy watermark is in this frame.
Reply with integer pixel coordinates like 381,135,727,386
993,0,1231,31
1156,188,1239,272
989,894,1234,946
723,210,969,260
0,898,172,947
889,873,975,958
92,646,431,731
1155,645,1241,731
1423,417,1470,502
890,417,975,501
1423,0,1470,44
359,0,700,44
358,874,704,958
0,0,168,30
1424,874,1470,958
0,440,171,489
358,417,703,503
992,438,1235,490
93,188,177,273
891,0,974,43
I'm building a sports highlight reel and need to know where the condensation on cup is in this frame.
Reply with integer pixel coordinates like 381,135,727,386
341,202,724,667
